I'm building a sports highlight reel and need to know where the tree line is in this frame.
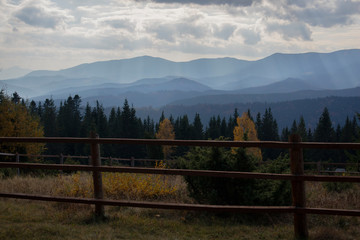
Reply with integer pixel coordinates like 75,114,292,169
1,92,359,163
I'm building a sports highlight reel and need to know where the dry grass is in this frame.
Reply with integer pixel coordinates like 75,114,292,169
0,172,189,202
0,161,191,203
305,181,360,239
1,173,360,239
306,181,360,209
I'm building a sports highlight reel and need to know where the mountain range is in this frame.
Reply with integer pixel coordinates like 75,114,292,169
0,49,359,108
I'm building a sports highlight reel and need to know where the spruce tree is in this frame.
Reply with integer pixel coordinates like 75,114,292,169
314,107,336,162
192,113,204,140
314,107,335,142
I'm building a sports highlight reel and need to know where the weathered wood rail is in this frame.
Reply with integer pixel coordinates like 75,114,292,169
1,135,360,239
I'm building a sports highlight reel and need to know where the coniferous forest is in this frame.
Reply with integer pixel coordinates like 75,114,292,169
2,92,358,164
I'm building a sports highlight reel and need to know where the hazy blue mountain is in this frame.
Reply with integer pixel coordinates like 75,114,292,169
0,66,32,80
234,78,322,94
0,81,35,98
169,87,360,106
33,77,213,107
81,90,211,108
26,56,248,84
2,49,359,107
214,49,360,90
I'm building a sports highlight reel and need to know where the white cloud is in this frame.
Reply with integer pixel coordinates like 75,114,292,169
0,0,359,70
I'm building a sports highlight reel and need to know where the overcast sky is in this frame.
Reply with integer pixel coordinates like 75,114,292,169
1,0,359,70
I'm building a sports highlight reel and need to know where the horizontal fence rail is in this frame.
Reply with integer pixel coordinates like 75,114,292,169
1,162,360,183
1,192,359,217
1,136,360,149
1,135,360,239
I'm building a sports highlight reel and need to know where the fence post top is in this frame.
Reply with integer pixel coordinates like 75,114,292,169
90,132,99,139
289,134,302,143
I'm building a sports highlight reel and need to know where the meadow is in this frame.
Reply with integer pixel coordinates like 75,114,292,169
0,170,359,240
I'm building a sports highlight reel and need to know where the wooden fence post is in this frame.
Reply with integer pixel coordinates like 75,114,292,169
59,153,64,174
289,134,308,239
90,132,105,220
317,160,321,174
131,157,135,167
15,152,20,176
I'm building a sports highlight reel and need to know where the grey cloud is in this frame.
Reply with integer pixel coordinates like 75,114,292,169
13,5,68,29
14,6,61,28
8,0,23,5
239,29,261,45
149,24,176,41
140,0,261,6
270,0,360,28
213,23,237,40
267,22,312,41
292,2,360,28
105,19,136,31
284,0,311,8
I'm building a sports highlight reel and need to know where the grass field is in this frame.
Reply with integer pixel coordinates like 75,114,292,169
0,173,359,240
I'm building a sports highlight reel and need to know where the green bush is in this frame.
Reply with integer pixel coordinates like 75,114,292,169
179,147,291,206
255,154,291,206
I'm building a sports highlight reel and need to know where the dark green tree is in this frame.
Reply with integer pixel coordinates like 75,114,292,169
257,108,280,160
313,107,336,162
191,113,204,140
314,107,335,143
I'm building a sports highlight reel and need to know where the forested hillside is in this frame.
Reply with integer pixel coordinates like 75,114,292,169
3,92,356,164
136,96,360,130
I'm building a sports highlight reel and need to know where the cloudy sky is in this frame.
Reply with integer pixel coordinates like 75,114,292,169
1,0,359,70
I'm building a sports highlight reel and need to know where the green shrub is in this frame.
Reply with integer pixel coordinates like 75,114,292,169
179,147,291,206
255,154,291,206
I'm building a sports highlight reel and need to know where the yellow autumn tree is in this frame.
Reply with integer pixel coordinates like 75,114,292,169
155,118,175,159
0,91,44,158
233,112,262,161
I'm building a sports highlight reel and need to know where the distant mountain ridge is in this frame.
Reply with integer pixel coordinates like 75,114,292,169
0,66,32,80
169,87,360,106
0,49,359,108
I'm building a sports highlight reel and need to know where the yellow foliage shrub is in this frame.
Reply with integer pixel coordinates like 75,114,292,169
56,161,178,201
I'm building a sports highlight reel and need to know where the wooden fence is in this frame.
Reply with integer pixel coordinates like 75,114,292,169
0,134,360,239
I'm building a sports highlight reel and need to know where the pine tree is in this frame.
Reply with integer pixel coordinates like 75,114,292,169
258,108,280,160
42,99,57,137
41,98,58,154
56,95,82,154
314,107,335,142
281,127,290,142
314,107,336,162
297,116,308,142
192,113,203,140
206,116,221,139
290,120,298,134
220,117,227,138
341,116,356,142
28,100,38,117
